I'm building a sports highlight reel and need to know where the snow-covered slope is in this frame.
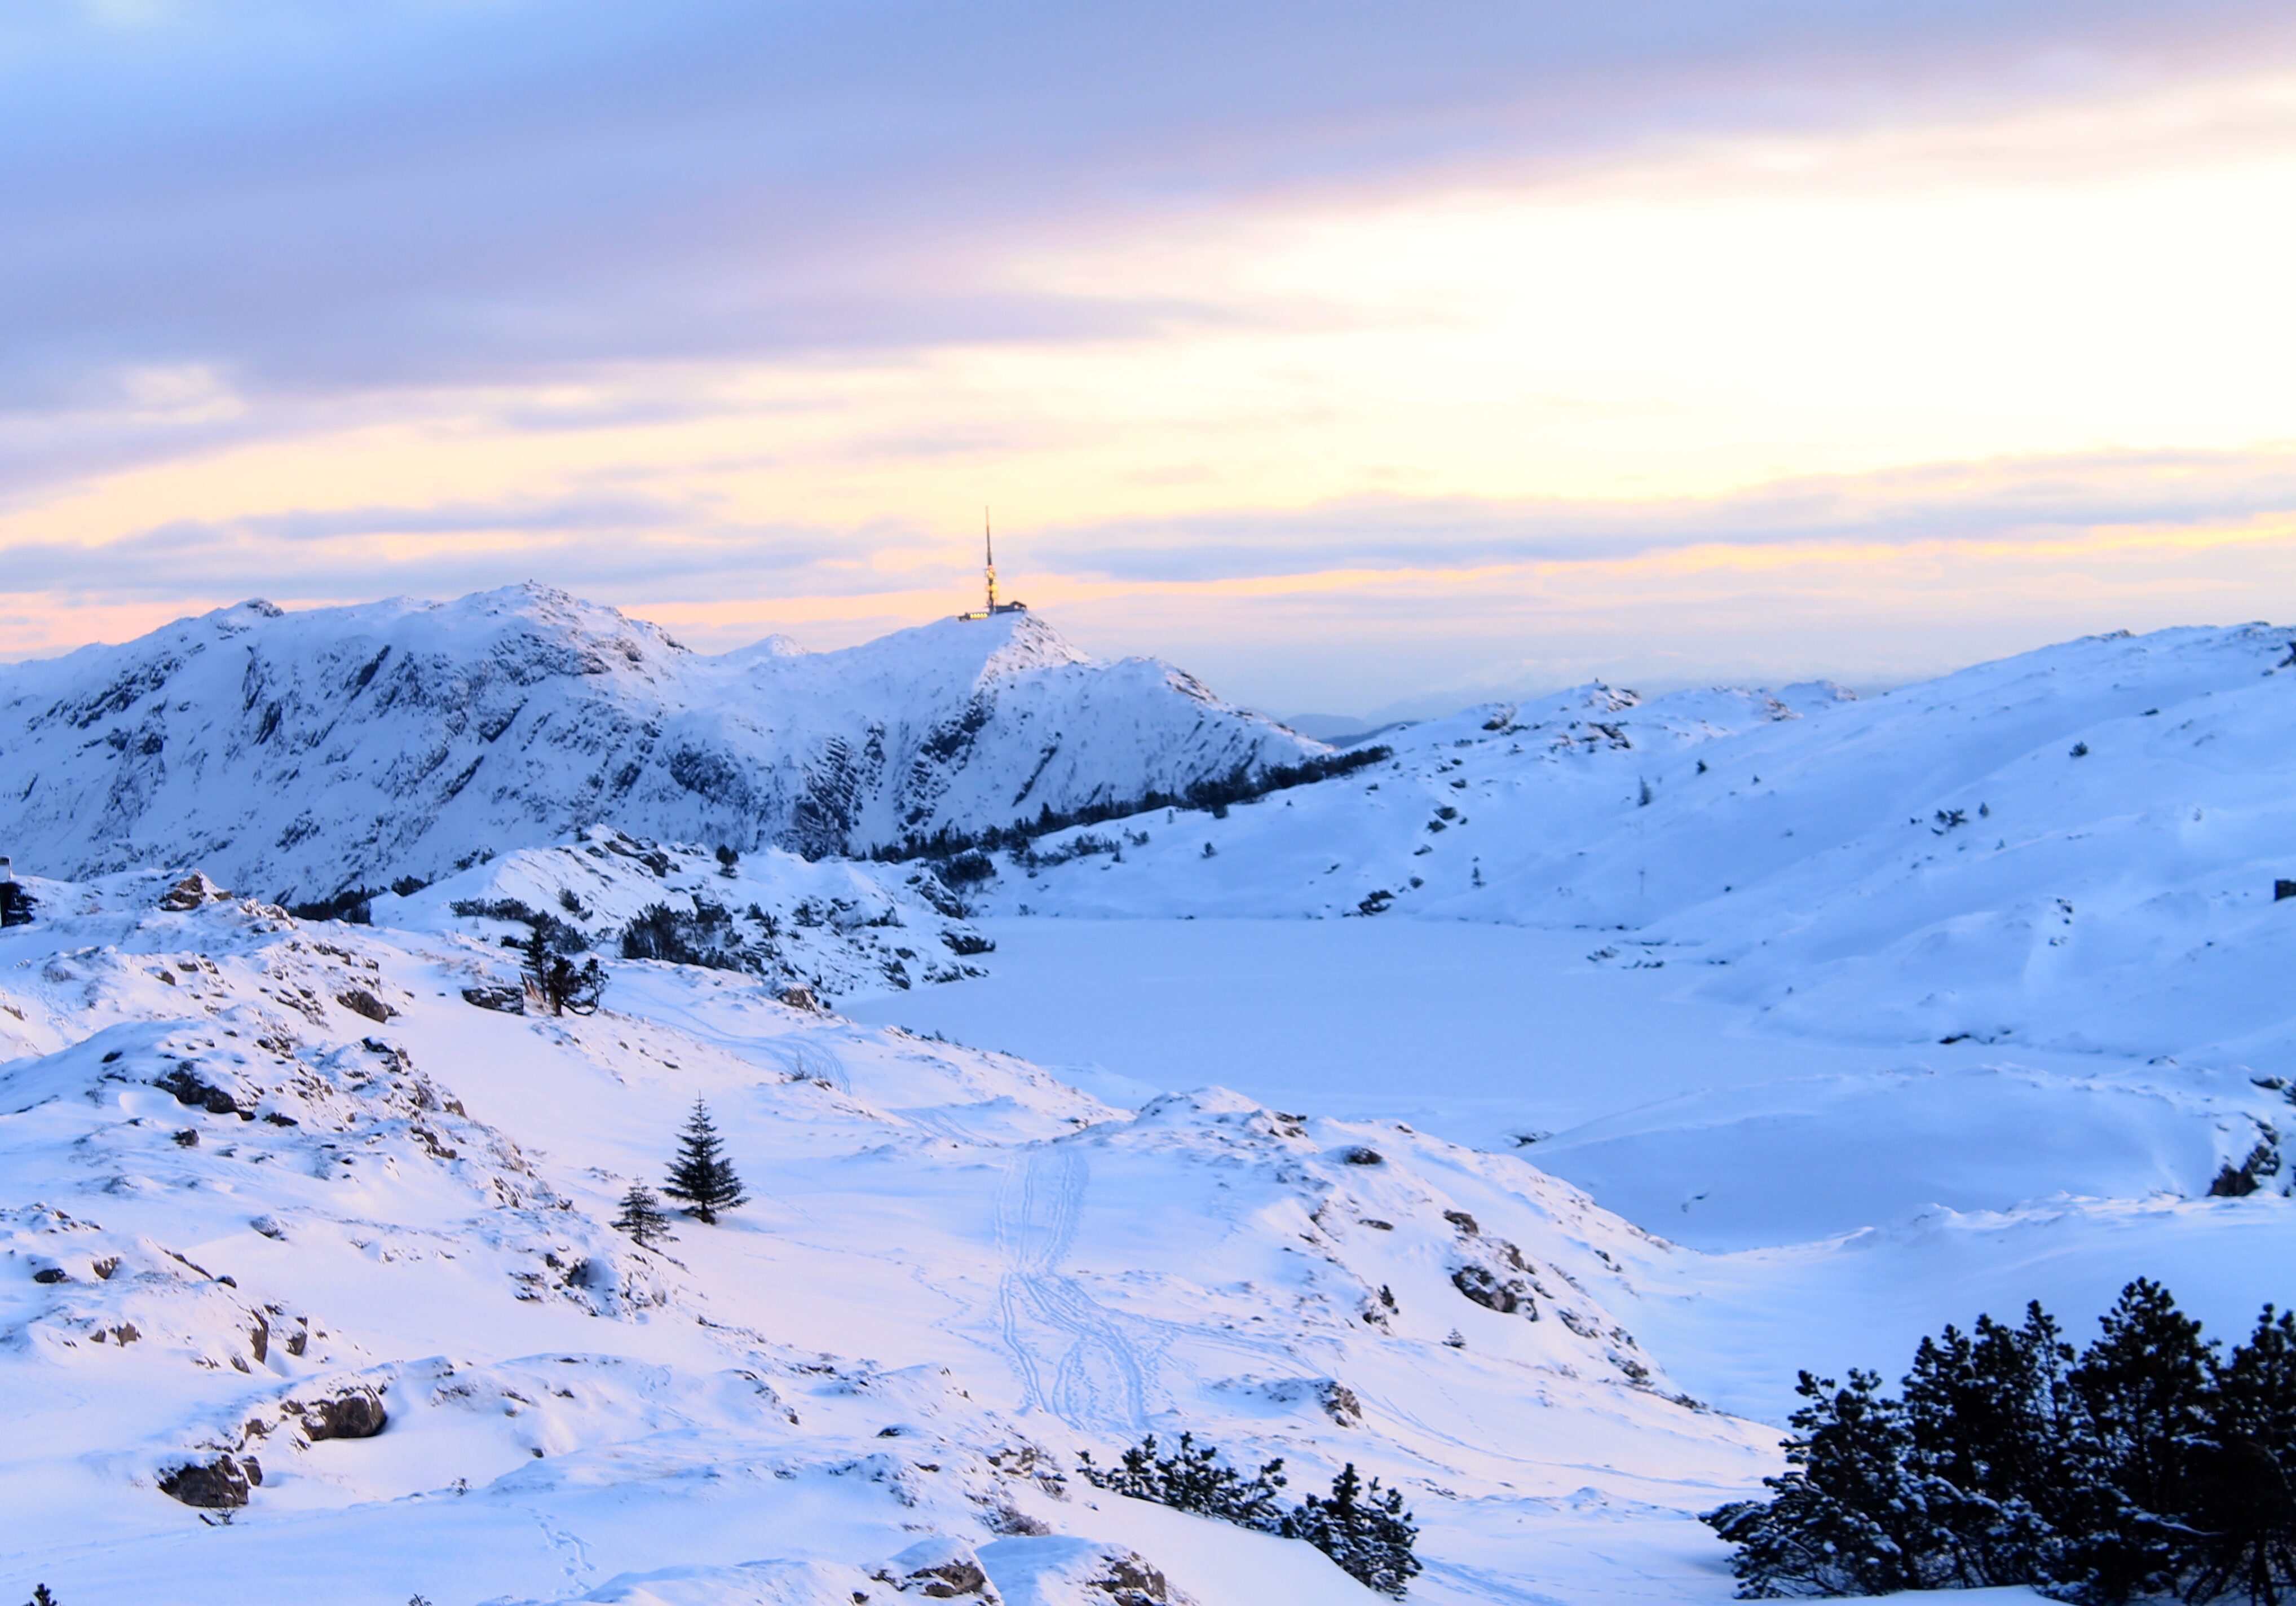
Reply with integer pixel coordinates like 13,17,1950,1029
926,625,2296,1253
984,623,2296,1069
373,825,996,1005
0,873,1778,1605
0,586,1319,902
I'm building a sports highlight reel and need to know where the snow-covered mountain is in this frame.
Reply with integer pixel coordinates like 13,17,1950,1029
0,585,1321,903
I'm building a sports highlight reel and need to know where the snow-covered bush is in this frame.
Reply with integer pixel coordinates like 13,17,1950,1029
1077,1431,1288,1533
1079,1433,1421,1596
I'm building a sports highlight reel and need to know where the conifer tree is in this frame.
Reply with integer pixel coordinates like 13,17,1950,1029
2061,1278,2219,1603
663,1100,746,1224
1078,1432,1287,1532
2186,1305,2296,1605
1705,1368,1934,1596
1897,1303,2074,1586
612,1184,675,1248
1701,1280,2296,1604
520,923,606,1016
1282,1462,1421,1597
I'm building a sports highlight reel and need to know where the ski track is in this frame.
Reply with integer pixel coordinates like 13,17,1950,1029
995,1144,1167,1432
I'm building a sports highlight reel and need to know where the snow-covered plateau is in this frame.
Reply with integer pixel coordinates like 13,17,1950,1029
5,598,2293,1605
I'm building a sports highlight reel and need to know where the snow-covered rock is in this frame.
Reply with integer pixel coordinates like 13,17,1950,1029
0,585,1321,902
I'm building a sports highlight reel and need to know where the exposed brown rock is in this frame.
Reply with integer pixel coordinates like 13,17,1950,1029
159,1455,251,1508
335,987,394,1023
291,1384,388,1441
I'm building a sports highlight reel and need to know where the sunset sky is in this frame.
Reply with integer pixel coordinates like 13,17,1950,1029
7,1,2296,715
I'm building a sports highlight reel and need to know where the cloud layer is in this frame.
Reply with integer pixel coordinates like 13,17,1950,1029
8,1,2296,711
10,0,2295,407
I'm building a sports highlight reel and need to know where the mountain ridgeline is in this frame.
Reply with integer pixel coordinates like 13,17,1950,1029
0,585,1322,902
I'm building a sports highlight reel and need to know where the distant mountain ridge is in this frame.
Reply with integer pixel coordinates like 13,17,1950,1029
0,584,1322,901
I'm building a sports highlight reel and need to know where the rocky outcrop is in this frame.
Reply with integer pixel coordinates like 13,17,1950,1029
157,872,229,911
289,1384,388,1441
882,1537,999,1599
159,1454,255,1508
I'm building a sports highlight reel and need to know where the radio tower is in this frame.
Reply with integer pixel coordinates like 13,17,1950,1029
959,506,1027,619
983,507,998,615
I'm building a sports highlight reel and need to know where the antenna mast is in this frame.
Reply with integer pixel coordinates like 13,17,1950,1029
957,505,1025,619
983,506,997,614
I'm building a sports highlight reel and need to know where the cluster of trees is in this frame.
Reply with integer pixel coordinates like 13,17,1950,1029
615,1100,748,1245
866,747,1393,869
518,924,606,1016
1705,1279,2296,1603
286,874,430,925
447,895,605,1013
619,899,744,969
1079,1431,1420,1596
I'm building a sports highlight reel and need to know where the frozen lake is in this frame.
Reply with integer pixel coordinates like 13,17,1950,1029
846,916,1909,1135
841,915,2159,1248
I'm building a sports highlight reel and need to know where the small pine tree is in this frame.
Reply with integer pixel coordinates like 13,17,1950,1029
612,1184,675,1249
30,1587,60,1606
1897,1303,2074,1586
1283,1462,1421,1597
663,1100,746,1224
520,924,606,1017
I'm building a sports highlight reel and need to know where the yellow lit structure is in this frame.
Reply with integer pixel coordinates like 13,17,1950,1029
957,508,1027,619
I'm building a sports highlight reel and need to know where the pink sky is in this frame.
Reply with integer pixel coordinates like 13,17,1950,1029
6,2,2296,714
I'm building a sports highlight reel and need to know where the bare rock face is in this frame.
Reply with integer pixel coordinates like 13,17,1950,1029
156,1065,245,1117
1319,1380,1364,1425
1088,1551,1186,1606
157,872,229,911
290,1385,388,1441
335,987,394,1023
159,1454,254,1508
460,983,524,1014
1452,1263,1533,1315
